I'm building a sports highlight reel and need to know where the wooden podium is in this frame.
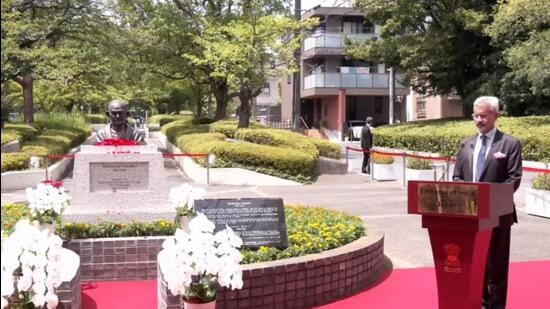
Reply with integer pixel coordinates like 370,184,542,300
407,181,514,309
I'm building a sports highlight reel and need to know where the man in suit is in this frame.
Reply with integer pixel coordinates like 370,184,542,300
361,116,374,174
452,96,522,309
96,99,145,144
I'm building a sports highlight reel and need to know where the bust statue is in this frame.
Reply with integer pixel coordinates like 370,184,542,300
96,99,145,144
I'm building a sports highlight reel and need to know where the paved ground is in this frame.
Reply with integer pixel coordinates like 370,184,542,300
2,140,549,269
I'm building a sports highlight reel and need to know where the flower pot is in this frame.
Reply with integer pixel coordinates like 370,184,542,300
178,215,193,233
525,188,550,219
182,300,216,309
372,163,395,181
39,223,56,235
406,168,436,182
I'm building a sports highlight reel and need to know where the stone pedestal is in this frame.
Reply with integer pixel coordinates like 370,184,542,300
66,145,172,218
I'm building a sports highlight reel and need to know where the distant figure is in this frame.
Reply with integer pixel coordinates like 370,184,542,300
96,99,145,144
453,96,522,309
361,116,374,174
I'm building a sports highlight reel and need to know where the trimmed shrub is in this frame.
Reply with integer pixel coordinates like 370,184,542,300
162,119,210,144
150,114,193,127
1,204,31,234
1,124,39,144
407,157,432,170
177,133,316,183
532,173,550,191
209,119,266,138
235,128,319,158
308,138,341,159
1,153,29,172
374,116,550,161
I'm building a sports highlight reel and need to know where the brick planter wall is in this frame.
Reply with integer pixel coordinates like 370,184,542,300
158,232,384,309
63,236,166,282
57,267,82,309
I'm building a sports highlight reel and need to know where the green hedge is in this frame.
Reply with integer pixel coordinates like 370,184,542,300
161,119,210,144
150,114,193,127
209,119,266,138
1,203,365,265
235,128,319,158
177,133,316,183
1,124,39,145
83,114,107,123
373,116,550,161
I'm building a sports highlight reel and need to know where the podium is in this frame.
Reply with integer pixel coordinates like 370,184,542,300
407,181,514,309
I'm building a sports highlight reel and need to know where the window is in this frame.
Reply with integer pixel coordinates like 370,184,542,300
375,97,383,114
417,95,426,119
262,82,270,95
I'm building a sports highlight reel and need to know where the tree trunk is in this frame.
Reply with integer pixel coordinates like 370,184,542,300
211,78,229,120
21,74,34,124
238,82,251,128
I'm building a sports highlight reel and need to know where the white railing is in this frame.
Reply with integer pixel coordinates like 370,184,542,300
304,32,378,51
304,73,407,89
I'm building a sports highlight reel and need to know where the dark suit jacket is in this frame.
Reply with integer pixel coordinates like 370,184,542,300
361,125,372,149
452,130,522,224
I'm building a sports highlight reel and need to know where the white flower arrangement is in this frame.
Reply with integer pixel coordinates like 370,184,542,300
25,182,70,224
158,213,244,304
168,183,206,217
1,220,64,309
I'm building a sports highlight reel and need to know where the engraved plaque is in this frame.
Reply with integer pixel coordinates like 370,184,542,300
194,198,288,248
418,183,478,216
89,162,149,192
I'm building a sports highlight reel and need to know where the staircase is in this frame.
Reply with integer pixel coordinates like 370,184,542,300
304,128,326,139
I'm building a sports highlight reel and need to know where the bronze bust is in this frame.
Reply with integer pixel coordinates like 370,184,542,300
96,99,145,144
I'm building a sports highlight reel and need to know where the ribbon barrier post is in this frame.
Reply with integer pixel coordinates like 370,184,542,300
402,152,407,188
345,147,349,171
206,154,210,186
45,156,50,181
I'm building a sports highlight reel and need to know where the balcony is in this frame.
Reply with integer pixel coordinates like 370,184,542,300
303,32,377,52
304,73,407,89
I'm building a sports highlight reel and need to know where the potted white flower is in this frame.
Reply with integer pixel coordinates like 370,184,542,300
168,184,206,232
406,157,435,182
526,173,550,218
372,153,396,181
1,219,64,309
158,213,243,308
25,181,70,234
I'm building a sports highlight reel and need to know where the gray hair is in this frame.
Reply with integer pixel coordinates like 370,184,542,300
108,99,129,111
473,96,499,113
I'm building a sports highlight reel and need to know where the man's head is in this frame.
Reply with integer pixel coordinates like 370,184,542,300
472,96,499,134
366,116,374,125
106,99,129,126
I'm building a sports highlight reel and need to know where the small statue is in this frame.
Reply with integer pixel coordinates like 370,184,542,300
96,99,145,144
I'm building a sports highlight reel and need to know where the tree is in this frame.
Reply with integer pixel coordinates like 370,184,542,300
485,0,550,115
349,0,499,104
1,0,107,123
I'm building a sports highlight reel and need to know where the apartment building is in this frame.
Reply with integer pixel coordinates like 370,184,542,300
293,3,409,140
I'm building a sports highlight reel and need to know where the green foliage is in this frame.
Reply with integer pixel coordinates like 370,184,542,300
374,116,550,161
407,157,432,170
1,152,30,172
308,138,341,159
532,173,550,191
83,114,108,124
1,203,31,234
162,118,210,144
241,205,365,264
60,220,177,239
209,119,266,138
177,133,316,183
150,114,193,127
34,113,91,134
235,128,319,158
371,153,394,165
0,124,39,144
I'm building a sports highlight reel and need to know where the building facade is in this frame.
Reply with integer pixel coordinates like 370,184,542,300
292,4,409,140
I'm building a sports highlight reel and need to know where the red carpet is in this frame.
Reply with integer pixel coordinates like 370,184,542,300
81,261,549,309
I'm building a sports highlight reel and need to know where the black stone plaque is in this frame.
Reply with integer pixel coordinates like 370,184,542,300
194,198,288,248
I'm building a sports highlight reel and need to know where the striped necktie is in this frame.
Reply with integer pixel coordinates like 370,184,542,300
475,135,487,182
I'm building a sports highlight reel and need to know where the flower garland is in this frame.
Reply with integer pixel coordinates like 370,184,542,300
158,213,243,303
95,139,139,146
168,184,206,217
25,182,70,225
1,220,64,309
